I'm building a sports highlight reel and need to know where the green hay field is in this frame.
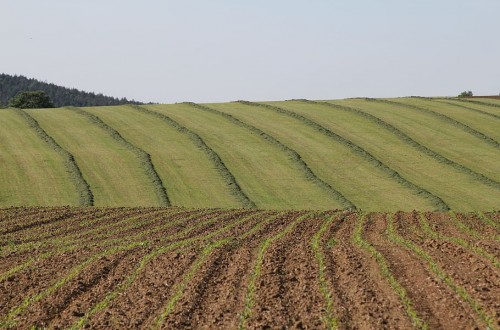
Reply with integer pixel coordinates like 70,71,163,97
0,98,498,211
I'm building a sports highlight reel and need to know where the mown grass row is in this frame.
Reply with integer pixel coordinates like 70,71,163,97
308,100,500,190
15,110,93,206
435,99,500,120
183,102,355,210
386,214,496,329
366,98,499,148
237,101,449,211
128,105,256,209
352,214,428,329
451,98,500,110
67,107,170,206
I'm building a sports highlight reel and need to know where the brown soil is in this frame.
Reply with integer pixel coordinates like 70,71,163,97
232,211,323,329
365,213,479,329
0,208,498,329
424,212,499,264
324,213,414,329
398,212,500,327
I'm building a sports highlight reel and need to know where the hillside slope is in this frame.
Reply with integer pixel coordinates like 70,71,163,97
0,97,499,210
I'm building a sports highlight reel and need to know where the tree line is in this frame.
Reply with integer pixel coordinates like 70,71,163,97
0,73,144,108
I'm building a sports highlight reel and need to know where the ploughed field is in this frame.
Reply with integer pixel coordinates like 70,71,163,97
1,208,499,329
1,97,500,211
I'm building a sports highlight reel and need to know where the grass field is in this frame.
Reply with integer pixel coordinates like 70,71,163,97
0,97,499,210
0,110,79,205
1,207,498,329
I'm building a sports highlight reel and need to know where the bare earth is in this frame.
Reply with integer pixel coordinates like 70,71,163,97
0,208,498,329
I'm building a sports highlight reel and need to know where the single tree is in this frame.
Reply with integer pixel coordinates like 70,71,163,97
8,91,55,109
458,90,473,98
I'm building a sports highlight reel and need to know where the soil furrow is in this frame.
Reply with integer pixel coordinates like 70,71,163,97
84,211,272,329
3,208,147,246
322,213,415,329
243,212,328,329
0,245,104,318
456,212,500,239
364,213,479,329
1,208,498,328
422,212,500,265
17,247,146,329
402,212,500,326
158,211,284,329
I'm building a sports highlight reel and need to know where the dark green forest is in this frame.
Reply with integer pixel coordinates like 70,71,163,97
0,73,143,107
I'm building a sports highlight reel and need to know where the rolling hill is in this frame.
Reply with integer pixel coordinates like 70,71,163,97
0,97,499,211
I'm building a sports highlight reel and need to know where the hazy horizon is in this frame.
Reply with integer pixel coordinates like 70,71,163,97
1,0,499,103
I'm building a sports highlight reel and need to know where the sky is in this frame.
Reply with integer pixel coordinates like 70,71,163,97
1,0,499,103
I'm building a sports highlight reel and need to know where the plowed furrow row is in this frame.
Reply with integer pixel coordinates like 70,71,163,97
0,208,498,329
68,211,269,329
0,247,101,317
0,243,143,328
3,208,148,247
367,213,478,329
154,211,280,329
355,213,426,329
389,212,496,329
419,212,499,268
0,207,82,233
324,213,414,329
0,209,179,272
243,212,327,329
1,208,77,236
159,211,286,329
16,248,146,329
457,212,500,239
239,211,311,329
0,212,195,282
402,212,500,324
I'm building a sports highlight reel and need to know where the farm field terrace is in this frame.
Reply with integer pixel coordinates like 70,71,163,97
0,97,499,211
0,207,498,329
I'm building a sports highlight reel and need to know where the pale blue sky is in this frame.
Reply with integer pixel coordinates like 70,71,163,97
1,0,499,103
